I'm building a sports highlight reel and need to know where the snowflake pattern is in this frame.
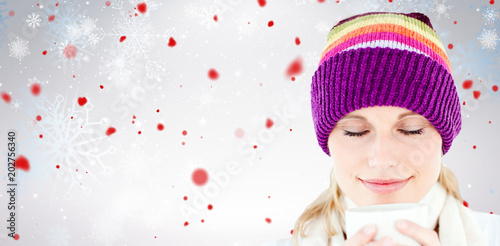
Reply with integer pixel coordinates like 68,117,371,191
22,93,116,202
483,7,499,26
46,224,71,246
478,28,499,50
26,12,41,29
364,0,433,12
0,0,8,48
10,99,22,112
430,0,453,20
8,36,30,61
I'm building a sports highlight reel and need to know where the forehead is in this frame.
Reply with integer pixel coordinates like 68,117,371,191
338,107,423,122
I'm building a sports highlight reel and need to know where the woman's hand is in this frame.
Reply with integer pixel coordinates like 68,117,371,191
395,220,441,246
343,220,441,246
342,224,395,246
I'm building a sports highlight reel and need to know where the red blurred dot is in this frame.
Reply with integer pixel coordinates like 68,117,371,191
137,2,147,14
268,196,270,198
253,145,257,149
462,80,473,89
39,134,43,138
490,0,495,4
42,50,47,55
268,20,274,27
100,85,104,89
184,221,189,226
318,0,325,2
9,10,14,17
265,218,272,223
48,15,55,21
31,83,41,96
207,204,213,210
157,123,164,131
493,85,498,92
213,15,218,21
291,77,295,81
208,69,219,80
183,196,188,200
14,234,19,240
473,90,481,99
56,165,60,169
258,0,266,7
192,168,208,186
156,109,160,112
388,0,393,2
106,127,116,136
266,118,274,128
105,1,111,6
14,155,30,171
290,129,292,131
295,37,300,45
454,21,457,24
1,92,11,103
138,131,142,134
463,200,469,207
201,219,205,223
473,145,476,149
182,130,187,136
119,36,126,42
448,43,453,49
36,115,42,121
235,128,245,138
182,142,185,145
168,37,176,47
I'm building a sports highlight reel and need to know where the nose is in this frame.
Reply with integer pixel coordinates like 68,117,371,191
368,132,398,171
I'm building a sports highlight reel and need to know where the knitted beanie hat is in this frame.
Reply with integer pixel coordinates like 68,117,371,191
311,12,461,157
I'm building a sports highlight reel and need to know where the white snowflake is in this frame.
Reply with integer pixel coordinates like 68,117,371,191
10,99,22,112
316,20,331,34
478,28,499,50
8,36,30,61
364,0,433,12
80,16,97,35
46,224,71,246
87,33,100,45
101,12,169,59
66,23,82,41
26,93,116,201
483,7,499,26
26,12,41,29
430,0,453,20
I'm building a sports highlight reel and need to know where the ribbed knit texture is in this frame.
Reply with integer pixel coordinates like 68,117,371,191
311,12,462,156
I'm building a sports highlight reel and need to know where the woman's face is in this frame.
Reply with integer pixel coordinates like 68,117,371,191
328,106,443,206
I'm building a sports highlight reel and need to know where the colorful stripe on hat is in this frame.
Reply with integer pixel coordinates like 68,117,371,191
318,13,452,76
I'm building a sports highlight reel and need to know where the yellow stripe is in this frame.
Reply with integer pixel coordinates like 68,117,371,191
325,13,446,55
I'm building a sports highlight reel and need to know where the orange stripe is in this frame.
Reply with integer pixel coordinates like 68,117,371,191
321,23,450,71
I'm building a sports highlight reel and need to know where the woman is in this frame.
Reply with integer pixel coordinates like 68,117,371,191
262,11,500,246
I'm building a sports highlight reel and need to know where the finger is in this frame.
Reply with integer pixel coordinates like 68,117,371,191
343,224,377,246
396,220,439,246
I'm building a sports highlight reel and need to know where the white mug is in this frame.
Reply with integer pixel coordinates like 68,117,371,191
345,203,428,246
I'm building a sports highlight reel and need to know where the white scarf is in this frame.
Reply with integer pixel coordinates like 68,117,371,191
301,182,487,246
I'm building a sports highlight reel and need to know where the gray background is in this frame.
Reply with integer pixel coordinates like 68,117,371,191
0,0,499,245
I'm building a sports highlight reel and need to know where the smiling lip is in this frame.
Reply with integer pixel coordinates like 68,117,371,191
360,177,411,194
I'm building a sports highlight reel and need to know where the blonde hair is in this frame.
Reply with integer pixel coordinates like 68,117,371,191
291,161,462,246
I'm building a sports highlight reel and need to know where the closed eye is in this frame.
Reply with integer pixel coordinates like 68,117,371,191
344,129,424,137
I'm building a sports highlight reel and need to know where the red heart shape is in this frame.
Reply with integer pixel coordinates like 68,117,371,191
168,37,176,47
78,97,87,106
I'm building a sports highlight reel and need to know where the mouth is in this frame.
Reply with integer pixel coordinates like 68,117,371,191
360,177,411,194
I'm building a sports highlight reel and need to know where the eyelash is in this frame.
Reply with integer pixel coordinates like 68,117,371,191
344,129,424,137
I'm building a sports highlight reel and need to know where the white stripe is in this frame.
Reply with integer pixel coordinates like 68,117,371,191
342,40,430,59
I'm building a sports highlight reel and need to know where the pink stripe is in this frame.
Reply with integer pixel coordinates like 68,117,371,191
319,32,449,72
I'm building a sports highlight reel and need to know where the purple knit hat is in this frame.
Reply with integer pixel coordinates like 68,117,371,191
311,12,462,157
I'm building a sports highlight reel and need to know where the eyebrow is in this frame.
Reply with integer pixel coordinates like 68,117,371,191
339,112,419,122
